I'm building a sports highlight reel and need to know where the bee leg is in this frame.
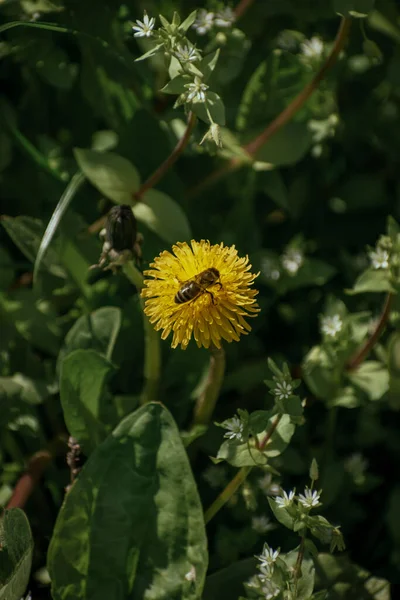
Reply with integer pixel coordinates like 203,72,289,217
216,282,223,291
206,290,215,304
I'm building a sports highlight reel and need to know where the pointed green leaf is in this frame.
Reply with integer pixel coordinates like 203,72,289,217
179,10,198,33
201,49,220,80
346,268,394,294
60,349,117,454
192,92,225,126
48,403,208,600
33,172,85,286
347,361,389,401
161,74,189,95
135,43,164,62
74,148,140,204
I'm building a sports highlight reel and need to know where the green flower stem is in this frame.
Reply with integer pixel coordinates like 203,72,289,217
205,466,252,524
192,345,226,426
123,262,161,405
204,414,282,523
293,534,307,597
186,16,352,200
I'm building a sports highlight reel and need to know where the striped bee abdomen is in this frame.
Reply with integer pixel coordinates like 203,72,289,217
174,281,202,304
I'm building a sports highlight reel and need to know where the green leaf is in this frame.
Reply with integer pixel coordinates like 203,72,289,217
58,307,122,369
135,43,164,62
192,93,226,126
33,172,85,286
48,403,208,600
0,289,62,356
1,216,66,279
302,346,341,399
161,74,189,95
284,550,315,600
347,361,389,401
179,10,198,33
388,332,400,409
315,553,390,599
264,414,296,457
133,189,192,243
74,148,140,204
60,349,117,454
333,0,375,18
201,49,220,81
250,122,312,166
0,508,33,600
267,497,295,530
217,414,295,467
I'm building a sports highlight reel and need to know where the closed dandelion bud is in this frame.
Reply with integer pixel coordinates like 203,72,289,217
106,205,137,252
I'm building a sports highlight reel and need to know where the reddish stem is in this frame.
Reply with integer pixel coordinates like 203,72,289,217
244,17,351,156
346,293,393,371
234,0,255,19
87,112,197,235
186,16,352,199
6,451,52,509
135,111,197,201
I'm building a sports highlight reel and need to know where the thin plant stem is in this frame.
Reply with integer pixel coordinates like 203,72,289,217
293,535,306,597
87,112,197,235
205,465,252,523
135,111,197,200
346,292,393,371
192,345,226,425
234,0,256,19
186,16,352,199
204,414,282,523
123,261,161,404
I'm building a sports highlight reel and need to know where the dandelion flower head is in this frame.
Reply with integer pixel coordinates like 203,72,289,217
141,240,260,350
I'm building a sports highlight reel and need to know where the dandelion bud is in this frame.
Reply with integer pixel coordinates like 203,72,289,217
106,205,137,252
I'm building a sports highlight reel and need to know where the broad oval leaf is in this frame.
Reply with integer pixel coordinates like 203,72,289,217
74,148,140,204
133,189,191,243
60,349,117,455
192,92,226,126
48,403,208,600
346,268,394,295
0,508,33,600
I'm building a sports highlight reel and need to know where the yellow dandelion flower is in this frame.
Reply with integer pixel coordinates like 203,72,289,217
141,240,260,350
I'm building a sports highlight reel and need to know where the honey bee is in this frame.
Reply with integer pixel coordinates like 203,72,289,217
175,267,222,305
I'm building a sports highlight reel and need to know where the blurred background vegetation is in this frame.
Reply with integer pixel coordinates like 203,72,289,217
1,0,400,598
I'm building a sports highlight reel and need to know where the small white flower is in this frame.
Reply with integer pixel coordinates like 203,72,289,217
132,13,156,38
252,515,274,534
260,579,280,599
275,489,295,508
223,416,244,441
215,7,235,28
298,487,320,508
192,9,214,35
281,249,304,275
301,36,324,58
175,44,199,63
369,247,390,270
256,544,280,569
321,314,343,338
273,381,293,401
185,565,196,582
185,76,208,103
